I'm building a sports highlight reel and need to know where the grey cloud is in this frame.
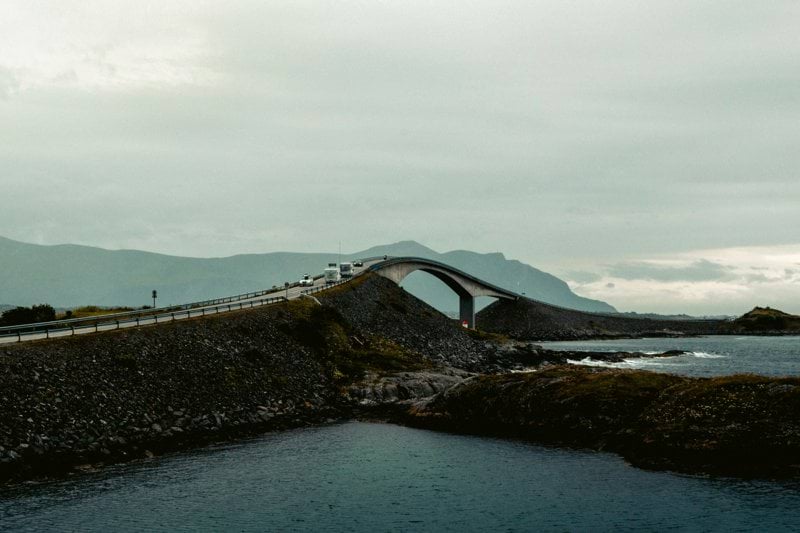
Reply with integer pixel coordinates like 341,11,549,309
564,271,603,284
607,260,734,282
0,67,19,99
744,273,771,284
1,0,800,296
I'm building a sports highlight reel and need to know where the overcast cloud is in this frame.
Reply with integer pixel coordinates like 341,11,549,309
1,1,799,314
569,244,800,315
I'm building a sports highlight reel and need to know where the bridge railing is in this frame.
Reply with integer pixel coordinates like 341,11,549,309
0,256,382,344
0,294,289,343
0,282,304,336
299,278,349,296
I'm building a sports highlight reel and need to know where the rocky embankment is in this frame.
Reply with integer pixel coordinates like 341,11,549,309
477,298,724,340
317,276,496,371
0,301,344,482
0,274,499,483
405,366,800,477
347,368,475,405
2,273,798,483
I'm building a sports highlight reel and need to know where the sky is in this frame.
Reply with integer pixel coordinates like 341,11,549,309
1,1,799,315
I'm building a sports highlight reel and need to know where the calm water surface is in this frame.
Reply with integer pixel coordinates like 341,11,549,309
2,422,800,532
540,335,800,377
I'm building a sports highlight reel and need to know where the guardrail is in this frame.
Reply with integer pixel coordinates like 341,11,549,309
0,282,305,337
0,256,386,344
299,279,350,296
0,295,289,343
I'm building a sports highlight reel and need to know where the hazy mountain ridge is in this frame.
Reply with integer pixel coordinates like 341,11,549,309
356,241,615,313
0,236,615,313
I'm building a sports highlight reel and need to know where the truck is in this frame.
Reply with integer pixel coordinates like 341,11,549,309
324,267,340,284
339,262,353,279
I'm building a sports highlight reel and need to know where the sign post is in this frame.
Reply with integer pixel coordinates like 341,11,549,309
284,282,290,300
152,290,158,309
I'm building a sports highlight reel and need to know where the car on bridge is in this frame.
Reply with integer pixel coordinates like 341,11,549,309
324,267,340,284
353,260,363,267
299,274,314,287
339,262,354,278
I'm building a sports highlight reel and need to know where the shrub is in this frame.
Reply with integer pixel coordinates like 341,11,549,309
0,304,56,326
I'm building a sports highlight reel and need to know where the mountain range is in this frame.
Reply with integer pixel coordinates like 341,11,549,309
0,236,615,314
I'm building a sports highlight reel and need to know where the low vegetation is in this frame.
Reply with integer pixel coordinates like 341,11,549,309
277,299,431,385
0,304,56,326
727,306,800,333
62,306,137,319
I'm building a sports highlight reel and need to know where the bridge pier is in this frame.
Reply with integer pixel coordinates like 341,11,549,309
372,257,519,329
459,295,475,329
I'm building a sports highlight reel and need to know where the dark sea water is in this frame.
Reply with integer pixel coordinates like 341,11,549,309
540,335,800,377
2,422,800,532
3,336,799,531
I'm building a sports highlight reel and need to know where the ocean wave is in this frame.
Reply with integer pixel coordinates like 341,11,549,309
690,352,726,359
566,357,668,370
567,351,725,370
566,358,621,369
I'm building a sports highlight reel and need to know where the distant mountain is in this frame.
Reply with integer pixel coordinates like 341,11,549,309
0,236,615,313
356,241,615,313
613,311,733,320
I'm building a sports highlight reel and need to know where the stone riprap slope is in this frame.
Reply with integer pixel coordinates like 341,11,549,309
0,274,499,482
477,298,724,341
318,275,496,371
407,366,800,477
0,302,342,482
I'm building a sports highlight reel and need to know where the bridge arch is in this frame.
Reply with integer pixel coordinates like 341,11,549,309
368,257,518,328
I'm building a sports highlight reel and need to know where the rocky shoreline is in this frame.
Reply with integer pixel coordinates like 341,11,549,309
0,275,498,484
399,366,800,478
476,297,724,340
2,274,798,483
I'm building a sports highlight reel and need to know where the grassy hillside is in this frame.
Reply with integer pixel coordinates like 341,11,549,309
727,307,800,333
0,236,615,313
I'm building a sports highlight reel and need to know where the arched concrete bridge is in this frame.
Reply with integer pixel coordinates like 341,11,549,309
367,257,520,328
2,254,524,343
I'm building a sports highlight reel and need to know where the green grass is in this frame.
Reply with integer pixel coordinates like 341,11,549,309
278,299,431,383
60,306,136,319
731,306,800,331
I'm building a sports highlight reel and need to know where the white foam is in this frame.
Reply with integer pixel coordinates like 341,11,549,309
566,357,621,369
690,351,726,359
566,357,668,370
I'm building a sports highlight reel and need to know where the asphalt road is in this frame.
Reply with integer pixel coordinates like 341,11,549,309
0,259,382,345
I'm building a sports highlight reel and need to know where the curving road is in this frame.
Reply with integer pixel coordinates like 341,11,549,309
5,255,581,344
0,259,384,345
